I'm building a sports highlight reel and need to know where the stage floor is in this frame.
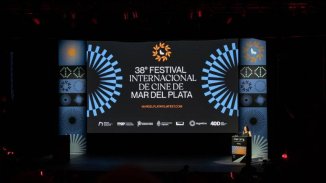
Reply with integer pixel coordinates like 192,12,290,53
58,155,255,173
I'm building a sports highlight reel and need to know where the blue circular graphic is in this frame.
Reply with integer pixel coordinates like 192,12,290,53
255,80,266,92
255,95,266,106
87,44,123,117
241,94,253,106
74,80,85,92
61,94,72,106
74,94,84,105
201,43,239,117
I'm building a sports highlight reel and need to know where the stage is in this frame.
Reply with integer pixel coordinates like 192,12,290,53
51,155,264,173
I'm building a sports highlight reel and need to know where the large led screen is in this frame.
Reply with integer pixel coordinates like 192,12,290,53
87,40,239,133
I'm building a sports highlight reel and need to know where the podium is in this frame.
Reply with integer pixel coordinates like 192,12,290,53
232,135,251,164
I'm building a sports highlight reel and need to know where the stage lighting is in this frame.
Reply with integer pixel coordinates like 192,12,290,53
226,16,233,25
91,18,98,25
32,17,41,26
282,153,288,160
1,146,15,157
229,172,235,180
71,11,76,20
132,11,139,19
123,9,139,21
40,170,44,176
188,9,203,20
288,3,308,15
197,9,202,18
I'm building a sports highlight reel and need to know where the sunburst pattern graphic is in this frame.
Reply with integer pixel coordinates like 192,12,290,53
70,134,87,155
201,43,239,117
59,107,86,135
244,41,264,63
252,135,268,159
240,107,267,136
87,44,123,117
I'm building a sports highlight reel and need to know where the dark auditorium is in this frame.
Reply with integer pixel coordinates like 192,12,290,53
1,0,325,183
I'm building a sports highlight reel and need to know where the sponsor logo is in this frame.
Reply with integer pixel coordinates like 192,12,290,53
195,122,207,126
117,122,125,126
137,121,153,127
210,121,228,126
98,121,112,127
104,122,113,126
210,121,221,126
117,122,134,127
161,121,173,126
189,120,196,127
220,121,227,126
189,120,207,126
126,122,134,126
176,121,184,126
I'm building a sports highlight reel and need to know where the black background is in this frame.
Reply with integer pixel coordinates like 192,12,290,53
0,1,325,164
0,39,58,157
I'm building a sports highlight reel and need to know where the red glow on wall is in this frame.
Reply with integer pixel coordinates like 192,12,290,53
33,18,41,26
197,10,202,18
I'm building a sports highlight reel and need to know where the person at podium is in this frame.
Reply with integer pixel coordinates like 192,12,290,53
242,125,252,137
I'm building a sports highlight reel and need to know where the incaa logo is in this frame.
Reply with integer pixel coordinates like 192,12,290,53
210,121,221,126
